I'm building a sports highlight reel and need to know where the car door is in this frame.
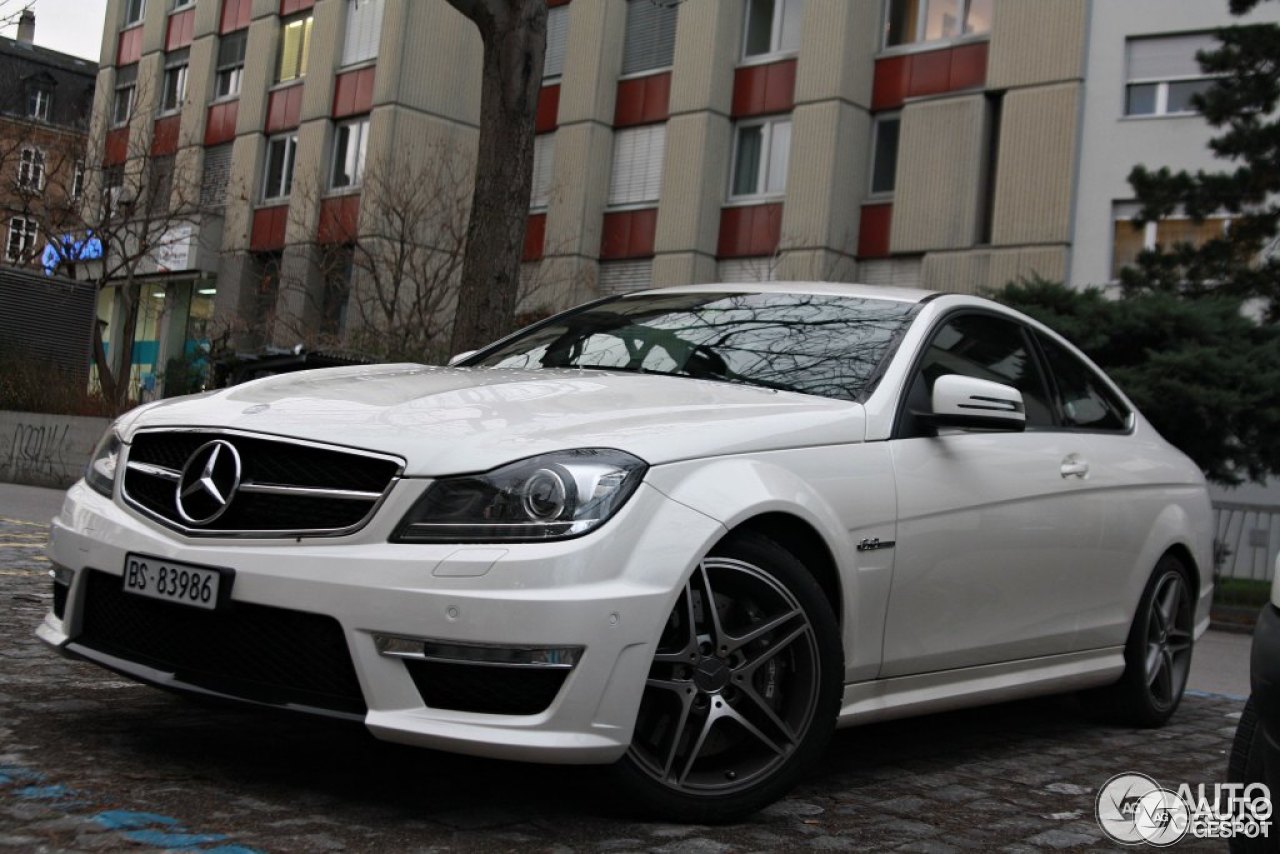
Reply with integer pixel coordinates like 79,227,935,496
881,312,1103,677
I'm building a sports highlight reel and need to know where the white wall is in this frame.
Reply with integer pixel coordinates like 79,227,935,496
0,412,110,489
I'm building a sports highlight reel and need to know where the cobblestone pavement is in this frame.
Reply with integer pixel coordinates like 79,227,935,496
1,516,1244,852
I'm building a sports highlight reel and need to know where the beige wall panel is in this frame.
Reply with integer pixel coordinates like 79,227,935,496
173,147,205,211
668,0,741,115
557,0,626,125
181,35,217,147
921,250,989,295
283,121,329,242
990,83,1080,247
140,0,167,56
987,0,1087,89
652,251,718,287
654,111,732,259
777,249,858,283
1005,245,1067,285
301,0,343,122
544,122,613,263
237,17,280,133
890,95,984,253
921,246,1069,295
794,0,878,108
252,0,279,18
380,0,481,125
780,100,868,258
101,0,123,65
221,133,264,253
193,0,220,38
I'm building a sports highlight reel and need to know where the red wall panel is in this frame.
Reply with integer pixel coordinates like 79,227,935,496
151,115,181,156
116,28,142,65
280,0,315,15
251,205,289,252
523,213,546,261
536,85,560,133
717,203,783,258
600,209,658,260
265,84,304,133
614,72,671,128
871,42,989,110
318,195,362,244
333,68,376,118
731,60,797,119
165,8,195,50
857,203,893,258
204,100,239,146
104,128,129,167
220,0,251,33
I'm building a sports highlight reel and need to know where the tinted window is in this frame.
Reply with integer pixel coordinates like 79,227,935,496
901,313,1053,434
1036,333,1130,431
474,292,917,402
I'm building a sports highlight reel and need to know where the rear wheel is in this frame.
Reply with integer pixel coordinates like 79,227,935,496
1081,554,1195,727
612,531,842,823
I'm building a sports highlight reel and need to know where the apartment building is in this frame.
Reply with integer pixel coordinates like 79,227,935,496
85,0,1267,396
1,11,97,270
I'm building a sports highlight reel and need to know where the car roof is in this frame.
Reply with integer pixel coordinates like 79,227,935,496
627,281,937,304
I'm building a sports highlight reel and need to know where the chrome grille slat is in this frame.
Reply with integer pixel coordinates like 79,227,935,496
121,429,404,538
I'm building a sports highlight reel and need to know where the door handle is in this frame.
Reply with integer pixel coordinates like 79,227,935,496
1060,454,1089,479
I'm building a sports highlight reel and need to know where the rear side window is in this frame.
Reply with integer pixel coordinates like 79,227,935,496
1036,333,1130,431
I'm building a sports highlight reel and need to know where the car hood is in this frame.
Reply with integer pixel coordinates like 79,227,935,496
122,364,865,475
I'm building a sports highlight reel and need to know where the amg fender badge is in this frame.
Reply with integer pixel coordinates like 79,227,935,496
857,538,896,552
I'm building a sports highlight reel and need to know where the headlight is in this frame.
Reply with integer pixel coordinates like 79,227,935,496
85,430,122,498
392,449,648,543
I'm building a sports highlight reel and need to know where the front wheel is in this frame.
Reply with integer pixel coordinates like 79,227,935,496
612,531,843,823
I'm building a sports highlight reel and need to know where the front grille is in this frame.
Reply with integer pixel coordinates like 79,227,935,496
403,659,568,715
75,569,367,715
122,429,402,536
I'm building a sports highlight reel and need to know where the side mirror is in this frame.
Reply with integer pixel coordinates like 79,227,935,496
920,374,1026,432
447,350,477,366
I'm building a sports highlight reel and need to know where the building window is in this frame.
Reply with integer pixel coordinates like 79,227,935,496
743,0,804,60
18,147,45,191
1111,203,1235,278
1125,33,1216,117
113,64,137,126
27,86,51,121
6,217,38,263
262,134,298,200
730,117,791,200
622,0,677,76
544,5,569,78
530,134,554,209
215,31,247,99
72,161,86,200
608,125,666,207
332,118,370,189
124,0,145,26
160,48,189,114
171,0,193,8
884,0,992,48
342,0,384,66
599,259,653,295
869,114,899,195
277,13,314,83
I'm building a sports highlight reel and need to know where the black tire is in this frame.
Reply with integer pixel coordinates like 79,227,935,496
1080,554,1195,727
1228,697,1277,853
611,530,843,823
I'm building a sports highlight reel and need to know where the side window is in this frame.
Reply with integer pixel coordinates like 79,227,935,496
1036,333,1130,431
900,313,1053,436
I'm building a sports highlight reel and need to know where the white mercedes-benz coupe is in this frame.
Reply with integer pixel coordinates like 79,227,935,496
39,283,1212,821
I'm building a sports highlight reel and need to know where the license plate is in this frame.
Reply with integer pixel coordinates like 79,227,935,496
122,555,230,611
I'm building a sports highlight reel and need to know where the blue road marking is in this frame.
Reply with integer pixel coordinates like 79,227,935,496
123,830,230,848
94,810,181,830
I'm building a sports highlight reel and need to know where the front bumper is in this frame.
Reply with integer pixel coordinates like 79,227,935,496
38,478,725,764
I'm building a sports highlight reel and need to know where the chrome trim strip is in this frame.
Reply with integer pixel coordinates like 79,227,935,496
238,482,383,501
126,461,181,481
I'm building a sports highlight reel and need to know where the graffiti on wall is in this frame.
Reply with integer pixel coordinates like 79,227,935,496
1,421,75,486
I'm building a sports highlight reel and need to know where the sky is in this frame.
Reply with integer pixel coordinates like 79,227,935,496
2,0,108,62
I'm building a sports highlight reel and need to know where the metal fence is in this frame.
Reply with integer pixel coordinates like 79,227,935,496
1214,501,1280,583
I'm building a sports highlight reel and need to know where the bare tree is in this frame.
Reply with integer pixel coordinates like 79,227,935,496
0,1,33,29
441,0,547,355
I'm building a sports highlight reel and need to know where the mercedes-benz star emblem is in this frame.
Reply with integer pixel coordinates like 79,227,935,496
175,440,242,525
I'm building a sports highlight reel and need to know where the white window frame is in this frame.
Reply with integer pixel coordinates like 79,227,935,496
341,0,385,67
72,161,86,201
728,116,791,202
277,13,315,84
607,124,666,208
742,0,805,62
171,0,194,9
881,0,992,51
124,0,145,26
1124,33,1218,118
18,147,45,191
6,217,38,263
160,50,189,115
868,112,900,197
113,69,137,127
27,86,51,121
215,31,247,100
331,118,371,190
262,134,298,201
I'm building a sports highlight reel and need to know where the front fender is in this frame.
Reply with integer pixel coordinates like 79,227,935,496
645,445,897,681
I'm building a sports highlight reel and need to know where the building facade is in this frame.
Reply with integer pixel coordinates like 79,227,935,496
84,0,1274,397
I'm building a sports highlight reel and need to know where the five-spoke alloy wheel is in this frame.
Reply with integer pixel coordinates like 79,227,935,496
614,532,842,823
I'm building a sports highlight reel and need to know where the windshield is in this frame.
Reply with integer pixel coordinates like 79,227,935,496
471,292,918,402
